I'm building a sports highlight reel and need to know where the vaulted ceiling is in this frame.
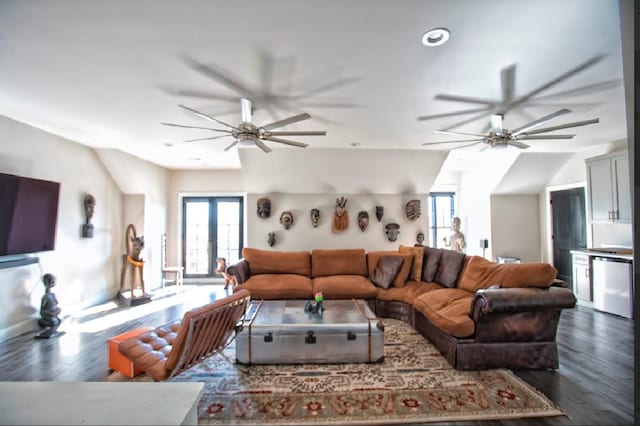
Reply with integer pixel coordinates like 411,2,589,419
0,0,628,192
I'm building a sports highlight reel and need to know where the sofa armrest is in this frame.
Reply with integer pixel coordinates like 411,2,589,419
227,259,250,284
470,286,576,322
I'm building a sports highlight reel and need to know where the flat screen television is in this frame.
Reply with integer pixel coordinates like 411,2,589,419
0,172,60,256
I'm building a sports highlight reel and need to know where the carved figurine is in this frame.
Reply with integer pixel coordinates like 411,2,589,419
415,231,425,247
35,273,64,339
310,208,320,228
332,196,349,233
443,216,466,252
215,258,237,290
280,211,294,230
405,199,421,221
257,197,271,218
119,224,146,299
268,232,276,247
82,194,96,238
375,205,384,222
357,211,369,232
385,223,400,241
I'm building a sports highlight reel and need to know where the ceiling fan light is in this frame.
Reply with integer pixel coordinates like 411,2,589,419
422,28,450,47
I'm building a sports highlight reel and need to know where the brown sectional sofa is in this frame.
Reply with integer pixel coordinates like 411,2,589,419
228,246,576,370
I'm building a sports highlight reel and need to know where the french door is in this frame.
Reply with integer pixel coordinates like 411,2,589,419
182,196,244,278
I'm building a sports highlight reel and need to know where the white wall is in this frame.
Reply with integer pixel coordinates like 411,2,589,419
246,193,429,251
490,195,541,262
0,115,123,340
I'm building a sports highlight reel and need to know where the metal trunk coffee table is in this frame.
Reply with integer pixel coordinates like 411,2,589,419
236,299,384,365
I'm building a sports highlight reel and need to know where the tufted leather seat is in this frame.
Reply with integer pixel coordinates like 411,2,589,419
118,289,251,381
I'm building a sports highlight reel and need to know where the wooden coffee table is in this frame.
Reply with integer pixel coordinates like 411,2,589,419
235,299,384,364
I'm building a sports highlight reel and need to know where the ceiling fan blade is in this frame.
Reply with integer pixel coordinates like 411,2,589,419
490,114,503,135
533,79,621,100
178,104,238,129
518,134,574,140
450,141,484,150
434,94,495,106
297,76,360,98
241,98,252,123
508,140,530,149
511,108,572,136
173,89,239,102
507,55,605,110
422,138,484,145
262,113,311,131
262,136,309,148
439,109,499,131
183,57,261,101
523,118,599,135
224,140,239,151
253,139,273,153
183,134,232,143
417,106,491,121
266,131,326,136
500,64,516,104
435,130,486,137
161,122,232,133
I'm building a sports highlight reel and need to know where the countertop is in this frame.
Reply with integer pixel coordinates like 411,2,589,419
570,249,633,261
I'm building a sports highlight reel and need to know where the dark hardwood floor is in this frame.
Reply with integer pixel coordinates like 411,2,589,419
0,285,633,425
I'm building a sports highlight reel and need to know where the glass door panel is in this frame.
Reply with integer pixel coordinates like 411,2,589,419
184,200,211,276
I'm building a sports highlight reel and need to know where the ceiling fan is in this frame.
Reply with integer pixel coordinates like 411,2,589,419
422,108,599,150
161,98,326,153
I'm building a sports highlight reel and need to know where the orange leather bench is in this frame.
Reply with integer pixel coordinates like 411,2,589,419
108,327,153,378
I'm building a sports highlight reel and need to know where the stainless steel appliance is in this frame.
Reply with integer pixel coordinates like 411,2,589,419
592,256,633,319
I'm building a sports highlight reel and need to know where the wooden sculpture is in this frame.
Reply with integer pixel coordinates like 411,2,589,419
332,196,349,233
119,224,146,300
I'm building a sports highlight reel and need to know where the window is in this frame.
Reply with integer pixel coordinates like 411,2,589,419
182,196,244,278
428,192,455,248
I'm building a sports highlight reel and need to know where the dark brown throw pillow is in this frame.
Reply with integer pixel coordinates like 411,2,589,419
434,249,466,288
421,247,442,282
371,255,405,289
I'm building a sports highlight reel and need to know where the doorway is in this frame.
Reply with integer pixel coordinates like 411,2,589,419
550,187,587,290
182,196,244,278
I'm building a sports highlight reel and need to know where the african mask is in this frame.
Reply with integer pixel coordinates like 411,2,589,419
280,211,294,230
385,223,400,242
257,197,271,218
332,196,349,233
310,208,320,228
375,205,384,222
357,211,369,232
416,231,425,246
268,232,276,247
405,199,421,221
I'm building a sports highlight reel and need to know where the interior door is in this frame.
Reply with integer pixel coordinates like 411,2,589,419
182,196,244,278
551,188,587,290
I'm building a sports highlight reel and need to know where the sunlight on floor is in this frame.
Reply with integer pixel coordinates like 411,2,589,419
62,285,222,333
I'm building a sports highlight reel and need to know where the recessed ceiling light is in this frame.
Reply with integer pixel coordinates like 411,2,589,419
422,28,450,47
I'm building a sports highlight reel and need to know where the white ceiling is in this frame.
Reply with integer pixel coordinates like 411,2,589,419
0,0,628,181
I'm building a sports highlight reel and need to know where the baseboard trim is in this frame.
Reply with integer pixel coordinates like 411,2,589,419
0,318,38,342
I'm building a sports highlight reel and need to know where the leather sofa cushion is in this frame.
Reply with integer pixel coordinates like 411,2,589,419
421,247,442,282
243,248,311,276
414,288,475,338
377,280,443,304
311,249,368,277
399,245,424,281
459,256,558,292
370,255,404,289
312,275,378,299
236,274,313,299
366,251,413,288
434,249,466,288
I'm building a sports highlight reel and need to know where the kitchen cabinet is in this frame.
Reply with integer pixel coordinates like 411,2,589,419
586,151,630,223
572,253,592,303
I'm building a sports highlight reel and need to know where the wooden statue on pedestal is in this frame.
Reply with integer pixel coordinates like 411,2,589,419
118,224,151,306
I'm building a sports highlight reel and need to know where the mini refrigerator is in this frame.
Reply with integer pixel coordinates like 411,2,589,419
592,256,633,319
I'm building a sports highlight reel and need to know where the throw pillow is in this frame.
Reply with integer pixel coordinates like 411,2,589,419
370,256,405,289
434,249,466,288
421,247,442,282
398,245,424,281
366,251,413,288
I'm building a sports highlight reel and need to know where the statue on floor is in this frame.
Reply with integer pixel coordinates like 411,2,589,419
35,273,64,339
119,224,148,301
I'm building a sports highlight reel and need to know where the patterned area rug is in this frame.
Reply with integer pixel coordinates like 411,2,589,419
107,319,565,425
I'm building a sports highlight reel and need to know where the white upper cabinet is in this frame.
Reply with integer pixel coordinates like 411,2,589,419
586,151,631,223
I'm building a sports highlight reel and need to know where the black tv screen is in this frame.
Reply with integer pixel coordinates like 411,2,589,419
0,173,60,256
